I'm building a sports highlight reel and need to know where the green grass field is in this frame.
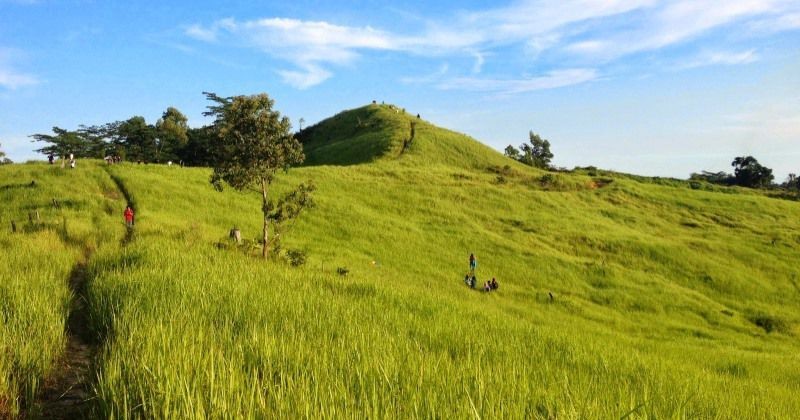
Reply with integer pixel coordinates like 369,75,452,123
2,104,799,418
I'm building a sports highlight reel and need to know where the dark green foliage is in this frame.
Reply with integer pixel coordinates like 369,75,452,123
285,249,307,267
690,171,735,186
154,107,189,163
336,267,349,276
508,131,554,169
731,156,774,188
782,173,799,191
115,116,157,162
179,126,216,166
31,127,97,158
504,145,520,160
749,313,791,334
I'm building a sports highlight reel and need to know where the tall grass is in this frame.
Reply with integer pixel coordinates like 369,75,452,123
83,147,800,418
0,161,124,416
3,108,800,417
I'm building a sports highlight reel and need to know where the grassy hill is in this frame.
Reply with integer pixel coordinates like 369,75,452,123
1,105,799,418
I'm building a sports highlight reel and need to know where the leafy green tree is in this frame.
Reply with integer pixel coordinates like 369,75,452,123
31,127,92,158
784,173,799,191
519,131,554,168
504,145,520,160
155,107,189,162
179,126,216,166
506,131,554,169
203,92,311,258
115,116,157,162
731,156,774,188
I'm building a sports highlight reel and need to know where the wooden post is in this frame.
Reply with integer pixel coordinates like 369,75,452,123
229,227,241,244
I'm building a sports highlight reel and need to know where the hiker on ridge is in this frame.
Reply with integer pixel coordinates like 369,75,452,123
124,206,134,227
469,253,477,273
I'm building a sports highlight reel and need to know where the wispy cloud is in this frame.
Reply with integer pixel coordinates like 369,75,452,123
400,63,450,84
183,0,800,90
0,48,40,89
438,68,598,94
679,49,759,69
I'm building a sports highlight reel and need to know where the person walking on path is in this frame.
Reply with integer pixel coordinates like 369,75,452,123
124,206,134,227
469,253,477,273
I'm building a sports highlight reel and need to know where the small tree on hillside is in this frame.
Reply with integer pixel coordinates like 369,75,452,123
204,91,313,258
731,156,774,188
504,145,521,160
505,131,554,169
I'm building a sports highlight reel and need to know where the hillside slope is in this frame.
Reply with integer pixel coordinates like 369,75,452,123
2,110,799,418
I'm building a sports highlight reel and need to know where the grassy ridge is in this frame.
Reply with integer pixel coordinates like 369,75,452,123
0,162,124,416
84,125,800,417
2,107,800,417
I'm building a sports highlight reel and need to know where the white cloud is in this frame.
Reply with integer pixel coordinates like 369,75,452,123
564,0,796,60
680,49,759,69
0,48,39,89
438,68,597,94
185,24,218,42
186,17,403,88
183,0,800,90
471,52,485,74
0,69,39,89
277,64,332,89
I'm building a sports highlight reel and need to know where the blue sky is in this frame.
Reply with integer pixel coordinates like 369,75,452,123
1,0,798,180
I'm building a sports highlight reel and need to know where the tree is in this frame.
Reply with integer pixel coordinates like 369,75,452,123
506,131,554,169
203,92,311,258
504,145,520,160
0,143,11,165
784,173,799,191
179,126,216,166
31,127,92,158
731,156,774,188
155,107,189,162
689,170,734,185
115,116,157,162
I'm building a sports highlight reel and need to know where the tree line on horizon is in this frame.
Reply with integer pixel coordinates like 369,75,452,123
691,156,800,191
29,107,216,166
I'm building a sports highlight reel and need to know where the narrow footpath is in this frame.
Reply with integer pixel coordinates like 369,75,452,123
29,168,134,419
33,257,97,419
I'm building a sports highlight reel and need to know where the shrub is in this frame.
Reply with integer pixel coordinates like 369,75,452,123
285,249,307,267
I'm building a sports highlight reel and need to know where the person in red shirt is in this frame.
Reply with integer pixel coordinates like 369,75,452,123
124,206,134,227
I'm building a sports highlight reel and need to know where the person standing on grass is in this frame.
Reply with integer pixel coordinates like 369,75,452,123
469,253,477,273
124,206,134,227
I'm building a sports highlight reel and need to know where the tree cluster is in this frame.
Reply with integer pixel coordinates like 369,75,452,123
30,107,215,166
691,156,777,189
504,131,554,169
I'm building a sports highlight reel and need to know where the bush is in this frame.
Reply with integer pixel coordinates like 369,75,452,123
285,249,307,267
749,313,791,334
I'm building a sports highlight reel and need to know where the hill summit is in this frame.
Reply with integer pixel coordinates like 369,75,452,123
297,103,514,169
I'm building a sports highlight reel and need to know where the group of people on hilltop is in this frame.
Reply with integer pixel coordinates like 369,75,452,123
463,253,499,292
48,153,78,168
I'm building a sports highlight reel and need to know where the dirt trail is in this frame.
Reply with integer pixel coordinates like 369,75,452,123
32,259,97,419
28,168,134,419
